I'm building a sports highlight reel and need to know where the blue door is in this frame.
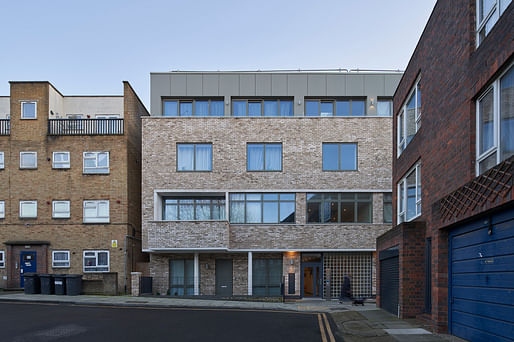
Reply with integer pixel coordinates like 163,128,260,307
20,251,37,288
449,206,514,342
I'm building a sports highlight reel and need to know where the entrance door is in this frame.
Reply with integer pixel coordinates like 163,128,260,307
215,259,233,296
302,263,322,297
20,251,37,288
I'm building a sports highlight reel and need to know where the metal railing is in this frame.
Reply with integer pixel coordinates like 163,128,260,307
48,118,124,136
0,119,10,135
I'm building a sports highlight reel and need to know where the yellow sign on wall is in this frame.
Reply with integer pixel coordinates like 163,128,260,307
111,240,118,248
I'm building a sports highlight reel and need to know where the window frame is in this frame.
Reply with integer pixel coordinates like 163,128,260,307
246,143,283,171
83,250,109,273
52,200,71,219
306,193,373,224
397,163,421,223
176,143,213,172
83,200,110,223
231,98,294,117
476,0,512,46
0,151,4,169
162,98,225,117
322,143,358,171
83,151,109,174
52,151,70,169
19,200,37,218
397,79,421,156
52,250,70,268
383,193,393,223
21,101,37,119
162,196,226,221
229,193,296,224
0,250,5,268
305,98,367,117
20,151,37,169
0,200,4,219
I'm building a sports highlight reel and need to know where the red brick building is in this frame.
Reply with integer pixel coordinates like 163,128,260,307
376,0,513,340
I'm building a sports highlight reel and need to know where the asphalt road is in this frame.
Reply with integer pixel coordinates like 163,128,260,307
0,302,337,342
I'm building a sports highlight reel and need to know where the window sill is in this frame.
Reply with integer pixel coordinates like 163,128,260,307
20,117,37,120
83,172,110,175
83,221,110,224
52,217,71,220
156,220,227,223
52,266,70,269
19,168,37,170
322,169,358,172
176,170,212,173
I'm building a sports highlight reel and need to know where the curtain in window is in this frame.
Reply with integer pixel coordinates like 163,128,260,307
479,90,495,154
210,101,224,116
195,144,212,171
233,101,246,116
279,101,293,116
195,101,209,116
265,144,281,170
180,102,193,116
500,66,514,161
248,102,261,116
263,101,277,116
177,144,194,171
377,101,391,116
247,144,264,170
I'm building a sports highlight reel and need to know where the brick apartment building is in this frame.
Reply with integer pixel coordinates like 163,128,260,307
376,0,513,340
0,81,149,293
141,70,401,299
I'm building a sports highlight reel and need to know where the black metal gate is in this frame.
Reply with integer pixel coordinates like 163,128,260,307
379,248,399,316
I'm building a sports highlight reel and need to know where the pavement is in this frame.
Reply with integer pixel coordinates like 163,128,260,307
0,292,467,342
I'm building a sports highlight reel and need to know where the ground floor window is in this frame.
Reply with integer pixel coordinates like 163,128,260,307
52,251,70,268
323,252,372,298
252,258,283,296
169,259,194,296
0,250,5,268
83,250,109,272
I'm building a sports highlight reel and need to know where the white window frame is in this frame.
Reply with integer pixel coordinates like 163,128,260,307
20,151,37,169
83,151,109,174
0,152,4,169
19,200,37,218
476,0,512,47
52,152,70,169
397,163,421,223
52,200,70,218
476,63,513,175
397,79,421,156
0,250,5,268
52,250,70,268
83,250,109,272
0,201,4,219
83,200,110,223
21,101,37,119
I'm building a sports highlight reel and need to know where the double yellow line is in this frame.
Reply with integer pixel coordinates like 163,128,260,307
317,313,336,342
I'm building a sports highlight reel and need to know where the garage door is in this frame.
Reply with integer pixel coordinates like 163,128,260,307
449,206,514,342
379,248,399,316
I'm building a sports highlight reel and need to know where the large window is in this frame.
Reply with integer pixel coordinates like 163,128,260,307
0,251,4,268
177,143,212,171
52,251,70,268
377,99,392,116
21,101,37,119
83,200,109,223
0,201,4,219
83,250,109,272
19,200,37,218
322,143,357,171
398,163,421,223
163,99,224,117
170,259,194,296
307,193,372,223
253,259,283,296
398,80,421,155
52,200,70,218
0,152,4,169
53,152,70,169
232,99,293,117
383,193,392,223
476,64,514,174
305,99,366,117
83,152,109,174
163,196,225,221
476,0,512,46
247,143,282,171
230,193,295,224
20,152,37,169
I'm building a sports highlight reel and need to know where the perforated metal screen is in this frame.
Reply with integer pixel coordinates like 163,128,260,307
323,252,373,298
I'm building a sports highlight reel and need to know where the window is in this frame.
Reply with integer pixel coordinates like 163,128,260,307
476,0,512,46
322,143,357,171
19,200,37,218
52,251,70,268
170,259,194,296
476,64,514,174
383,193,392,223
83,200,109,223
163,196,226,221
398,80,421,155
0,201,4,219
377,100,392,116
52,201,70,218
307,193,372,223
230,193,295,224
253,259,283,296
398,163,421,223
83,152,109,174
247,143,282,171
20,152,37,169
83,250,109,272
95,115,121,134
163,99,224,116
305,99,366,116
0,152,4,169
177,143,212,171
21,101,37,119
232,99,293,117
0,251,4,268
52,152,70,169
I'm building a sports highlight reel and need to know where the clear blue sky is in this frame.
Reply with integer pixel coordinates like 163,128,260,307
0,0,436,110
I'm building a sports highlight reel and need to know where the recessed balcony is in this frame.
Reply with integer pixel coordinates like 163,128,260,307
0,119,10,136
48,118,124,136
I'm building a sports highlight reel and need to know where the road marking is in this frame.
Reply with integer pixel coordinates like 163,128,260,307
318,313,328,342
322,313,336,342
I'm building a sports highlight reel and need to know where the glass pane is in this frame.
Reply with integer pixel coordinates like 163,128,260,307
280,193,295,201
22,153,36,167
263,101,277,116
247,144,264,171
164,204,178,220
336,101,350,116
320,102,333,117
406,170,417,220
500,66,514,161
23,102,36,118
340,193,354,200
54,252,68,261
246,201,261,223
84,206,96,218
54,202,68,212
263,202,278,223
377,101,391,116
480,0,496,21
340,144,357,170
280,202,295,223
416,85,421,118
479,152,497,174
212,202,225,220
352,101,365,116
230,193,244,200
98,252,108,266
195,144,212,171
179,203,194,220
399,182,405,214
230,202,244,223
323,201,338,223
22,203,36,217
399,111,405,143
210,101,224,116
98,202,109,217
279,101,293,116
406,93,416,144
479,89,495,154
248,102,262,117
322,144,339,170
98,153,108,167
177,144,194,171
265,144,282,171
341,202,354,222
357,193,371,200
195,101,209,116
307,193,322,201
484,9,499,37
163,101,178,116
180,102,193,116
84,257,96,266
305,101,319,116
246,193,262,201
263,193,278,200
307,202,320,223
357,202,371,223
196,202,211,220
383,202,392,223
171,260,185,285
233,100,246,116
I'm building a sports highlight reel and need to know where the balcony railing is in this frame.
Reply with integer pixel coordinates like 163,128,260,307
48,118,124,136
0,119,10,135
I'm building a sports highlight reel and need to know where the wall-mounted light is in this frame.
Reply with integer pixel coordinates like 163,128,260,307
290,259,294,265
369,98,375,106
298,100,302,105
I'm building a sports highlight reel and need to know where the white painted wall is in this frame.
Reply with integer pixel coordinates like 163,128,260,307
63,97,123,118
49,86,64,119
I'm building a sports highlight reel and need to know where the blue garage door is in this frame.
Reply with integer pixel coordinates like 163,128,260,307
449,206,514,342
